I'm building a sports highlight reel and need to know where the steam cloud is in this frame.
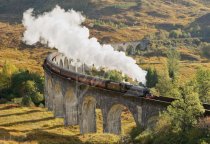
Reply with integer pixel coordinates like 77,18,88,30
22,6,147,84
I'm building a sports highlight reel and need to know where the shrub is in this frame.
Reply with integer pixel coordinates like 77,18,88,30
134,130,153,144
21,96,34,107
201,44,210,59
0,62,44,107
31,92,44,105
12,98,23,105
169,29,183,38
39,103,45,108
11,70,44,97
21,80,44,106
23,80,37,96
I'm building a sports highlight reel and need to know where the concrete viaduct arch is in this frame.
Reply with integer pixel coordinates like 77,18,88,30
43,52,210,135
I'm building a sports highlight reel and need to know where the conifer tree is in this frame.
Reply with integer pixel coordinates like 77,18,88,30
146,67,158,88
167,48,180,80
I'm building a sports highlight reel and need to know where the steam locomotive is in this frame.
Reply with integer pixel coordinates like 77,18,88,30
43,55,151,97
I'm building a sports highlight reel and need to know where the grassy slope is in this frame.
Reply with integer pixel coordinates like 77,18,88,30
1,0,210,42
0,22,55,74
1,25,210,80
0,48,51,74
0,104,135,144
87,0,210,42
136,47,210,81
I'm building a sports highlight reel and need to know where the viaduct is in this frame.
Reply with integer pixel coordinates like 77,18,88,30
43,52,210,135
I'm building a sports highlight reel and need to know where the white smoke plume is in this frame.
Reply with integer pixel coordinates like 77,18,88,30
22,6,147,84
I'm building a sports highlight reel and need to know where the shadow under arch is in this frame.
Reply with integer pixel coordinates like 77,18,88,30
107,104,137,135
80,96,97,134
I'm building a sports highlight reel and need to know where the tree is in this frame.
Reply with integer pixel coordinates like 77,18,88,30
31,92,44,105
196,68,210,103
11,70,44,97
21,80,44,106
156,69,180,98
167,48,180,80
167,82,205,132
21,80,36,106
131,80,208,144
23,80,37,96
0,63,44,106
0,61,17,90
105,70,124,82
146,67,158,88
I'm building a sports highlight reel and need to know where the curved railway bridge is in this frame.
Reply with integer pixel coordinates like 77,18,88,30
43,52,210,135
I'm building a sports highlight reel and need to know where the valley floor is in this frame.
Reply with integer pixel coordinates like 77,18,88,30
0,104,135,144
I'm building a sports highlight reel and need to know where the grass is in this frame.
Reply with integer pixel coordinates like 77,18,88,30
138,55,210,81
0,104,208,144
0,48,53,75
134,46,210,81
112,2,137,9
0,104,136,144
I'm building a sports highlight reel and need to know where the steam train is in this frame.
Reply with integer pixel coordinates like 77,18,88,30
43,55,151,97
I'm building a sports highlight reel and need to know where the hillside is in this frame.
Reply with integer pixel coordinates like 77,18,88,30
0,0,210,77
187,12,210,38
0,22,54,74
1,0,210,42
